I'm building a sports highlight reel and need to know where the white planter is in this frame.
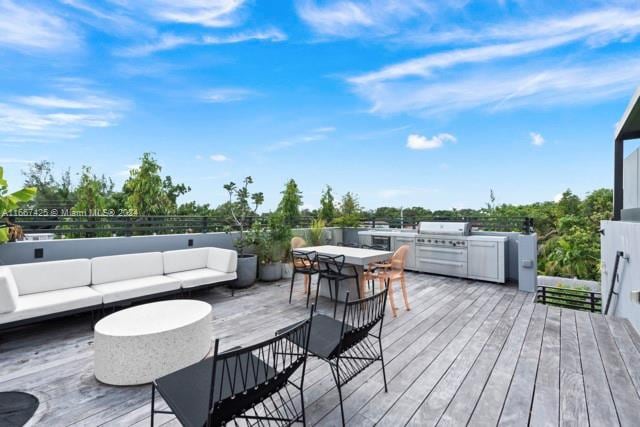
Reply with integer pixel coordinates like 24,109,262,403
282,262,294,279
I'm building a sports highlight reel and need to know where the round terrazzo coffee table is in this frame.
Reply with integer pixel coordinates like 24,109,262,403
94,300,212,386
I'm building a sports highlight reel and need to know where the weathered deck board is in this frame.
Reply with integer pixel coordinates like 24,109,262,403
1,272,639,427
558,310,589,427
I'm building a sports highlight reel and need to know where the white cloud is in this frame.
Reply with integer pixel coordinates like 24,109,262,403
349,35,579,86
296,0,431,38
0,81,129,143
347,7,640,116
0,0,80,53
400,8,640,48
266,126,336,152
0,157,39,164
115,0,246,28
118,28,286,56
406,133,456,150
201,88,254,103
210,154,229,162
378,187,436,199
352,57,640,116
530,132,545,146
554,193,563,203
115,163,140,177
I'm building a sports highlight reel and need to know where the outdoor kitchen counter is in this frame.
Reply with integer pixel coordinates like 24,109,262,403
296,245,393,302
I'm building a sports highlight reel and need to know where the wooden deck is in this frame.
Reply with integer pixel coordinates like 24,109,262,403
2,273,640,426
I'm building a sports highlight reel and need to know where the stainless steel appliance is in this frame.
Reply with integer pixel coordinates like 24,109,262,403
415,222,470,278
371,235,391,251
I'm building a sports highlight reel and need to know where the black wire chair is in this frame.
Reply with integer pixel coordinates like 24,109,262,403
289,250,318,306
150,307,314,427
279,290,388,426
315,254,360,318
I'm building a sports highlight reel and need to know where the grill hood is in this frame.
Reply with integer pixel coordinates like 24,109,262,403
418,222,471,236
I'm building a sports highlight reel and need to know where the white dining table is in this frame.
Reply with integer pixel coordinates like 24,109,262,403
296,245,393,302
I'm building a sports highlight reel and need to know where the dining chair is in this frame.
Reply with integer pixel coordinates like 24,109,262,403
290,250,318,306
315,254,360,318
290,236,312,297
365,244,411,317
278,290,388,426
150,306,314,427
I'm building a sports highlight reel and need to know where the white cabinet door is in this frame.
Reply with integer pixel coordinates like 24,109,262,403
467,240,499,281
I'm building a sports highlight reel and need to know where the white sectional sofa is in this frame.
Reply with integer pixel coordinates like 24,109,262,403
0,247,237,329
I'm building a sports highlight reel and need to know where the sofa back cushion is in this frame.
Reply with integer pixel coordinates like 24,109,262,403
92,252,163,285
9,259,92,296
0,268,19,313
163,248,209,274
207,248,238,273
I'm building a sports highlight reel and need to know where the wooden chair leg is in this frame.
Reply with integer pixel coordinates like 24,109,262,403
304,274,310,294
400,276,411,311
385,278,398,317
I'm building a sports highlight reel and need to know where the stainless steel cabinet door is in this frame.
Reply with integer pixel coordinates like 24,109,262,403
467,240,498,281
393,236,416,270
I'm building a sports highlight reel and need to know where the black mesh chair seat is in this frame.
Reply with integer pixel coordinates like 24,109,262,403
277,314,353,360
151,307,314,427
281,291,388,426
155,353,276,427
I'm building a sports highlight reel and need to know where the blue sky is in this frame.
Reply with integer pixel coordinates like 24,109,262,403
1,0,640,212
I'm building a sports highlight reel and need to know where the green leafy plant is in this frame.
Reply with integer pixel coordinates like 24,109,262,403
223,177,264,256
252,213,290,264
333,192,362,227
307,218,326,246
0,167,37,243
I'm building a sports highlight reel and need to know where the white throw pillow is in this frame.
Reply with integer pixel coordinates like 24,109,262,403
0,267,19,313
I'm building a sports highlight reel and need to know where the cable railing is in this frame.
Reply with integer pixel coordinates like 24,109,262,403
12,214,534,239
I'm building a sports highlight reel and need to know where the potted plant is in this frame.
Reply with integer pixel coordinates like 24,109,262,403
257,212,290,282
223,177,264,288
306,218,326,246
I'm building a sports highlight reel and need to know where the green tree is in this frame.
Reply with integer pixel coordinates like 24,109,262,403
22,160,74,209
276,179,303,227
0,167,37,243
223,176,264,255
123,153,189,215
73,166,111,213
318,185,336,224
333,192,362,227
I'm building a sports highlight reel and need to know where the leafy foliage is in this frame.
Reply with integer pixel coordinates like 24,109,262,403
306,218,326,246
318,185,336,224
333,191,362,227
123,153,190,215
277,179,303,227
223,176,264,255
0,167,37,243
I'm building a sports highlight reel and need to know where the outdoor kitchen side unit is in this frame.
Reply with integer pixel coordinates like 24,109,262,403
359,221,507,284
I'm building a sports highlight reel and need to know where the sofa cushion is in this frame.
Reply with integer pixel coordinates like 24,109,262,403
167,268,237,289
206,248,238,274
91,275,180,304
0,286,103,325
0,268,19,314
9,259,91,296
91,252,164,285
163,248,209,274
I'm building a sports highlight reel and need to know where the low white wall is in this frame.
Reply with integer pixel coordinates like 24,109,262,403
601,220,640,333
537,275,600,291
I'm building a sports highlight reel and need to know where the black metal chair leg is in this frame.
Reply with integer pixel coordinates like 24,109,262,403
379,336,388,392
289,271,296,304
150,383,156,427
336,380,345,426
306,274,312,308
314,276,321,312
333,280,339,319
354,271,361,299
